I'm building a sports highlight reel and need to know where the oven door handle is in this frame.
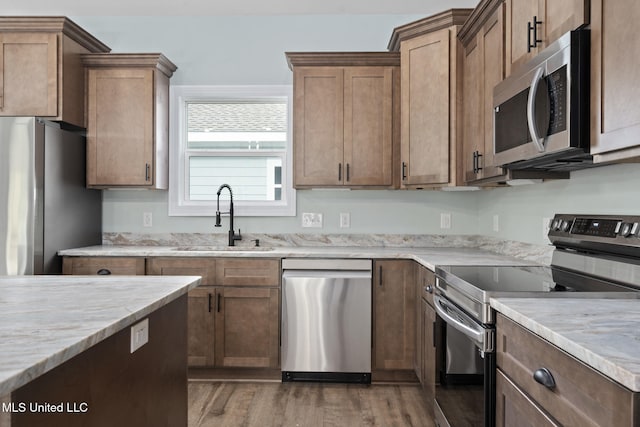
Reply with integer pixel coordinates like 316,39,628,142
434,295,487,350
527,66,547,153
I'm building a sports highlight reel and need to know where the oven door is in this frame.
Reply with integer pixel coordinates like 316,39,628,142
433,295,495,427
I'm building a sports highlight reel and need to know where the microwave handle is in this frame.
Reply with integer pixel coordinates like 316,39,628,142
527,66,547,153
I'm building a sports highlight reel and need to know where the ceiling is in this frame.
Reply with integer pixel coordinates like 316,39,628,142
6,0,478,16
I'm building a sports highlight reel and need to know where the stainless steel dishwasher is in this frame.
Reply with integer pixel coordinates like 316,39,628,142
281,258,372,383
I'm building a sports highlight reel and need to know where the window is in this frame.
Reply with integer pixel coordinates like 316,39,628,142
169,86,295,216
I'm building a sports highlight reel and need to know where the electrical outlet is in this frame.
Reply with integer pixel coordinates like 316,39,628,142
143,212,153,227
130,318,149,353
302,212,323,228
440,213,452,229
543,217,552,239
340,212,350,228
493,214,500,232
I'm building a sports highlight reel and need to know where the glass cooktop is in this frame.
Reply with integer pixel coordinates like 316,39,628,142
436,265,638,295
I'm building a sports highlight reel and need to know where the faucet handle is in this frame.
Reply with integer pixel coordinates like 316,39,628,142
234,228,242,241
251,239,260,247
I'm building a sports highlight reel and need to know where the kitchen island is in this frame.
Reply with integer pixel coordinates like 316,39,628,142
0,275,201,427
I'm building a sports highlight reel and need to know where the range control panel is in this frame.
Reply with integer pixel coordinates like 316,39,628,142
548,214,640,249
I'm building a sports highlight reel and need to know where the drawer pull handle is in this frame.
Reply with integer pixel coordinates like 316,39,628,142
97,268,112,275
533,368,556,389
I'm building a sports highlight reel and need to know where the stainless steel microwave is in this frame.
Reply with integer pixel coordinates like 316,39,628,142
493,29,591,171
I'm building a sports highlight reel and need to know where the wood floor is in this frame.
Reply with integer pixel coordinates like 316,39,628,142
188,381,435,427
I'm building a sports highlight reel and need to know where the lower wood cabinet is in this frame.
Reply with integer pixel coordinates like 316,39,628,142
496,369,559,427
185,286,216,367
215,286,280,368
496,314,639,426
146,257,280,369
62,256,145,275
415,263,437,416
373,259,416,371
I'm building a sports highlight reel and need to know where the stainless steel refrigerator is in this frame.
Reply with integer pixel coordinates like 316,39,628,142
0,117,102,275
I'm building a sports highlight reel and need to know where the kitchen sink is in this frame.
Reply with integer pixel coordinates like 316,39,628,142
172,245,273,252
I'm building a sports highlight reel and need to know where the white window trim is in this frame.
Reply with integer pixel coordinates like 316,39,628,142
169,85,296,217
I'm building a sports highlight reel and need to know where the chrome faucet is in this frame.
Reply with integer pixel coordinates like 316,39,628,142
214,184,242,246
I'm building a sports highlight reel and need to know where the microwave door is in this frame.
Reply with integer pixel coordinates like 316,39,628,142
527,66,551,153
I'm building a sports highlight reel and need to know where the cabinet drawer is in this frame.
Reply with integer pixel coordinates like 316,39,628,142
497,314,638,427
146,257,216,285
496,369,559,427
215,258,280,287
62,256,145,275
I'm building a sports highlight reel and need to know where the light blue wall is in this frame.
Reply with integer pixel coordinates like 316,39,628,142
477,163,640,245
71,15,640,244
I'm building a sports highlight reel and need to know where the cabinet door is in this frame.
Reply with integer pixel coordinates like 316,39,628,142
496,369,560,427
400,29,451,186
414,266,425,380
462,37,483,183
146,258,218,367
481,5,507,179
343,67,393,186
62,256,145,275
373,260,416,370
591,0,640,159
0,32,57,117
540,0,589,47
505,0,540,75
422,298,437,412
507,0,589,76
293,67,344,186
214,287,280,368
187,286,216,367
86,68,154,187
146,257,216,285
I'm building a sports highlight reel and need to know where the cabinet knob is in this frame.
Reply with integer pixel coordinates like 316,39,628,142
424,285,433,294
533,367,556,389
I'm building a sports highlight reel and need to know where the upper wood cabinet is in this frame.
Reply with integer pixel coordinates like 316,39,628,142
287,53,400,188
505,0,589,76
590,0,640,163
388,9,472,189
460,1,509,184
82,53,177,189
0,17,110,128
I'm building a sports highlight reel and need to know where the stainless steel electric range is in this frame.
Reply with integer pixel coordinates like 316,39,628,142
433,214,640,427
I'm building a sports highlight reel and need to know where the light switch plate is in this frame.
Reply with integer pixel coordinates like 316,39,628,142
143,212,153,227
440,213,452,229
340,212,350,228
130,318,149,353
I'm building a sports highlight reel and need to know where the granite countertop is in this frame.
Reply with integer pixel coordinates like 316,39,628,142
0,275,201,396
57,245,538,270
491,298,640,392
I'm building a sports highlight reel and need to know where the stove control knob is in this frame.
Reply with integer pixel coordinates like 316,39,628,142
619,222,635,237
560,220,571,232
550,219,560,231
